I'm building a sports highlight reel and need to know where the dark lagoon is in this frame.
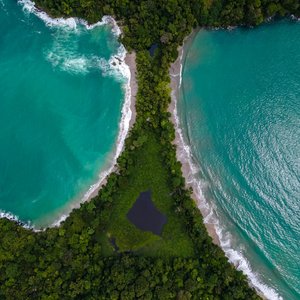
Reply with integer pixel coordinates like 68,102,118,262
127,190,167,235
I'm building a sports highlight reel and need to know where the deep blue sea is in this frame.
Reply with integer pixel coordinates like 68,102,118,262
0,0,129,227
179,21,300,299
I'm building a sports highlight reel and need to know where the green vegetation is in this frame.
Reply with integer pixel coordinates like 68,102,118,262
1,0,299,299
109,132,194,256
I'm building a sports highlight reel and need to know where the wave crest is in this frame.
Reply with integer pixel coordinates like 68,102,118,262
171,48,283,300
0,0,133,229
18,0,126,78
0,210,33,229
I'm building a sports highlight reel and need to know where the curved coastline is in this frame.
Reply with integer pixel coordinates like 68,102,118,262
169,30,282,300
2,0,296,296
0,0,137,230
46,50,137,229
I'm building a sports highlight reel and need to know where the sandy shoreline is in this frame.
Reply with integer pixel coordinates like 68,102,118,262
169,32,273,300
31,51,137,229
86,52,138,201
125,52,137,128
169,34,220,246
0,2,139,229
9,3,283,297
85,51,137,200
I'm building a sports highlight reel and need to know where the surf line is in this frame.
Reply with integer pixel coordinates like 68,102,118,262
169,40,282,300
0,0,136,230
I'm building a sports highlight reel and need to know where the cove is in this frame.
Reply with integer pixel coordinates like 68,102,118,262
178,21,300,299
0,0,128,227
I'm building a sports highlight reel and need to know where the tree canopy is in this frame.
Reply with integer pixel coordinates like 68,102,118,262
1,0,299,299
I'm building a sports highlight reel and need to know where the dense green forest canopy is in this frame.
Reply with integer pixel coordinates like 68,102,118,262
0,0,299,299
35,0,300,49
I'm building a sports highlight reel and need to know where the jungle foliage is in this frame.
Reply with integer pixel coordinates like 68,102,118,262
1,0,299,299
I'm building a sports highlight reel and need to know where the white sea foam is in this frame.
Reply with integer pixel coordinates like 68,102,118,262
0,210,33,229
171,48,283,300
19,0,124,35
47,50,90,74
83,16,121,36
18,0,121,32
291,15,300,22
18,0,77,29
18,0,126,77
43,20,125,76
0,0,132,229
48,51,132,227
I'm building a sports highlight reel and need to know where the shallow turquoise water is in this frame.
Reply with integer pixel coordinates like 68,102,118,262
0,0,126,226
179,21,300,299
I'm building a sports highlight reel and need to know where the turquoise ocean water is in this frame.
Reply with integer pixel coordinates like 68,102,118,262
179,21,300,299
0,0,128,226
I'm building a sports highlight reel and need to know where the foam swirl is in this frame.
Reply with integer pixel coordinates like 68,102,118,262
0,0,133,229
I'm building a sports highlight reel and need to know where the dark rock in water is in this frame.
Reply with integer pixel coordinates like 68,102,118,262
148,44,158,57
127,190,167,235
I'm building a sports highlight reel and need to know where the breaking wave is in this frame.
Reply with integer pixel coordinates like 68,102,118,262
171,48,283,300
0,0,133,229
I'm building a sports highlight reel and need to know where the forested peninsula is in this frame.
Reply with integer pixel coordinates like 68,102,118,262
0,0,299,299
